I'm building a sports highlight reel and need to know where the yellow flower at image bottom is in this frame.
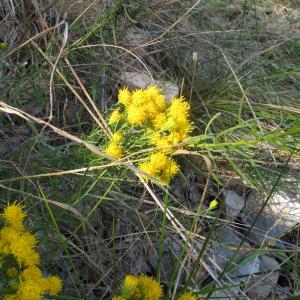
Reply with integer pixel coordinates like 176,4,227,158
138,275,163,300
177,291,197,300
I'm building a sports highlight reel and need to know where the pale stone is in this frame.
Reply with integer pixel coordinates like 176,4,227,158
224,190,245,218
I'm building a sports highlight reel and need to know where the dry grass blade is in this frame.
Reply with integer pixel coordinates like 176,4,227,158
0,163,122,184
30,41,111,137
0,21,65,60
64,57,113,137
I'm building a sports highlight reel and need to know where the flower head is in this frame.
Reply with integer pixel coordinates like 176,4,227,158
118,87,132,107
3,204,25,231
208,199,218,210
160,159,179,184
113,274,163,300
105,142,123,158
121,275,139,298
131,89,146,107
127,104,147,125
10,232,38,265
177,291,197,300
109,109,122,125
21,266,42,281
17,279,44,300
0,227,19,254
112,131,123,143
152,113,167,129
42,275,63,295
139,152,179,183
138,275,163,300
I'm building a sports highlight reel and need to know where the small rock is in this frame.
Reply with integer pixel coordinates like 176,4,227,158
246,255,280,299
212,226,254,271
121,71,179,104
224,190,245,218
242,189,300,245
156,81,179,104
230,255,260,282
121,71,154,89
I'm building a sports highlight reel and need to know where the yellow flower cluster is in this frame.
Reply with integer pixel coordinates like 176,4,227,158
0,204,62,300
113,274,200,300
105,86,192,183
113,274,162,300
105,131,124,159
139,152,179,183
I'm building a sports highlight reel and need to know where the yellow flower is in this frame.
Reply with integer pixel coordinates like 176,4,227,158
130,86,167,121
112,131,123,143
10,232,38,265
43,275,63,295
0,204,62,300
21,266,42,280
160,159,179,184
139,161,157,179
23,251,40,267
21,232,38,249
152,113,167,129
166,131,181,145
168,97,190,118
10,241,32,265
177,291,197,300
208,199,218,210
3,204,25,231
123,275,139,289
144,100,158,118
118,87,132,107
163,97,192,139
146,86,166,111
16,280,43,300
131,89,146,106
121,275,139,298
149,152,168,169
127,104,147,125
0,227,19,254
138,275,162,300
109,109,122,125
105,142,123,158
147,130,181,151
139,152,179,183
139,152,166,180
